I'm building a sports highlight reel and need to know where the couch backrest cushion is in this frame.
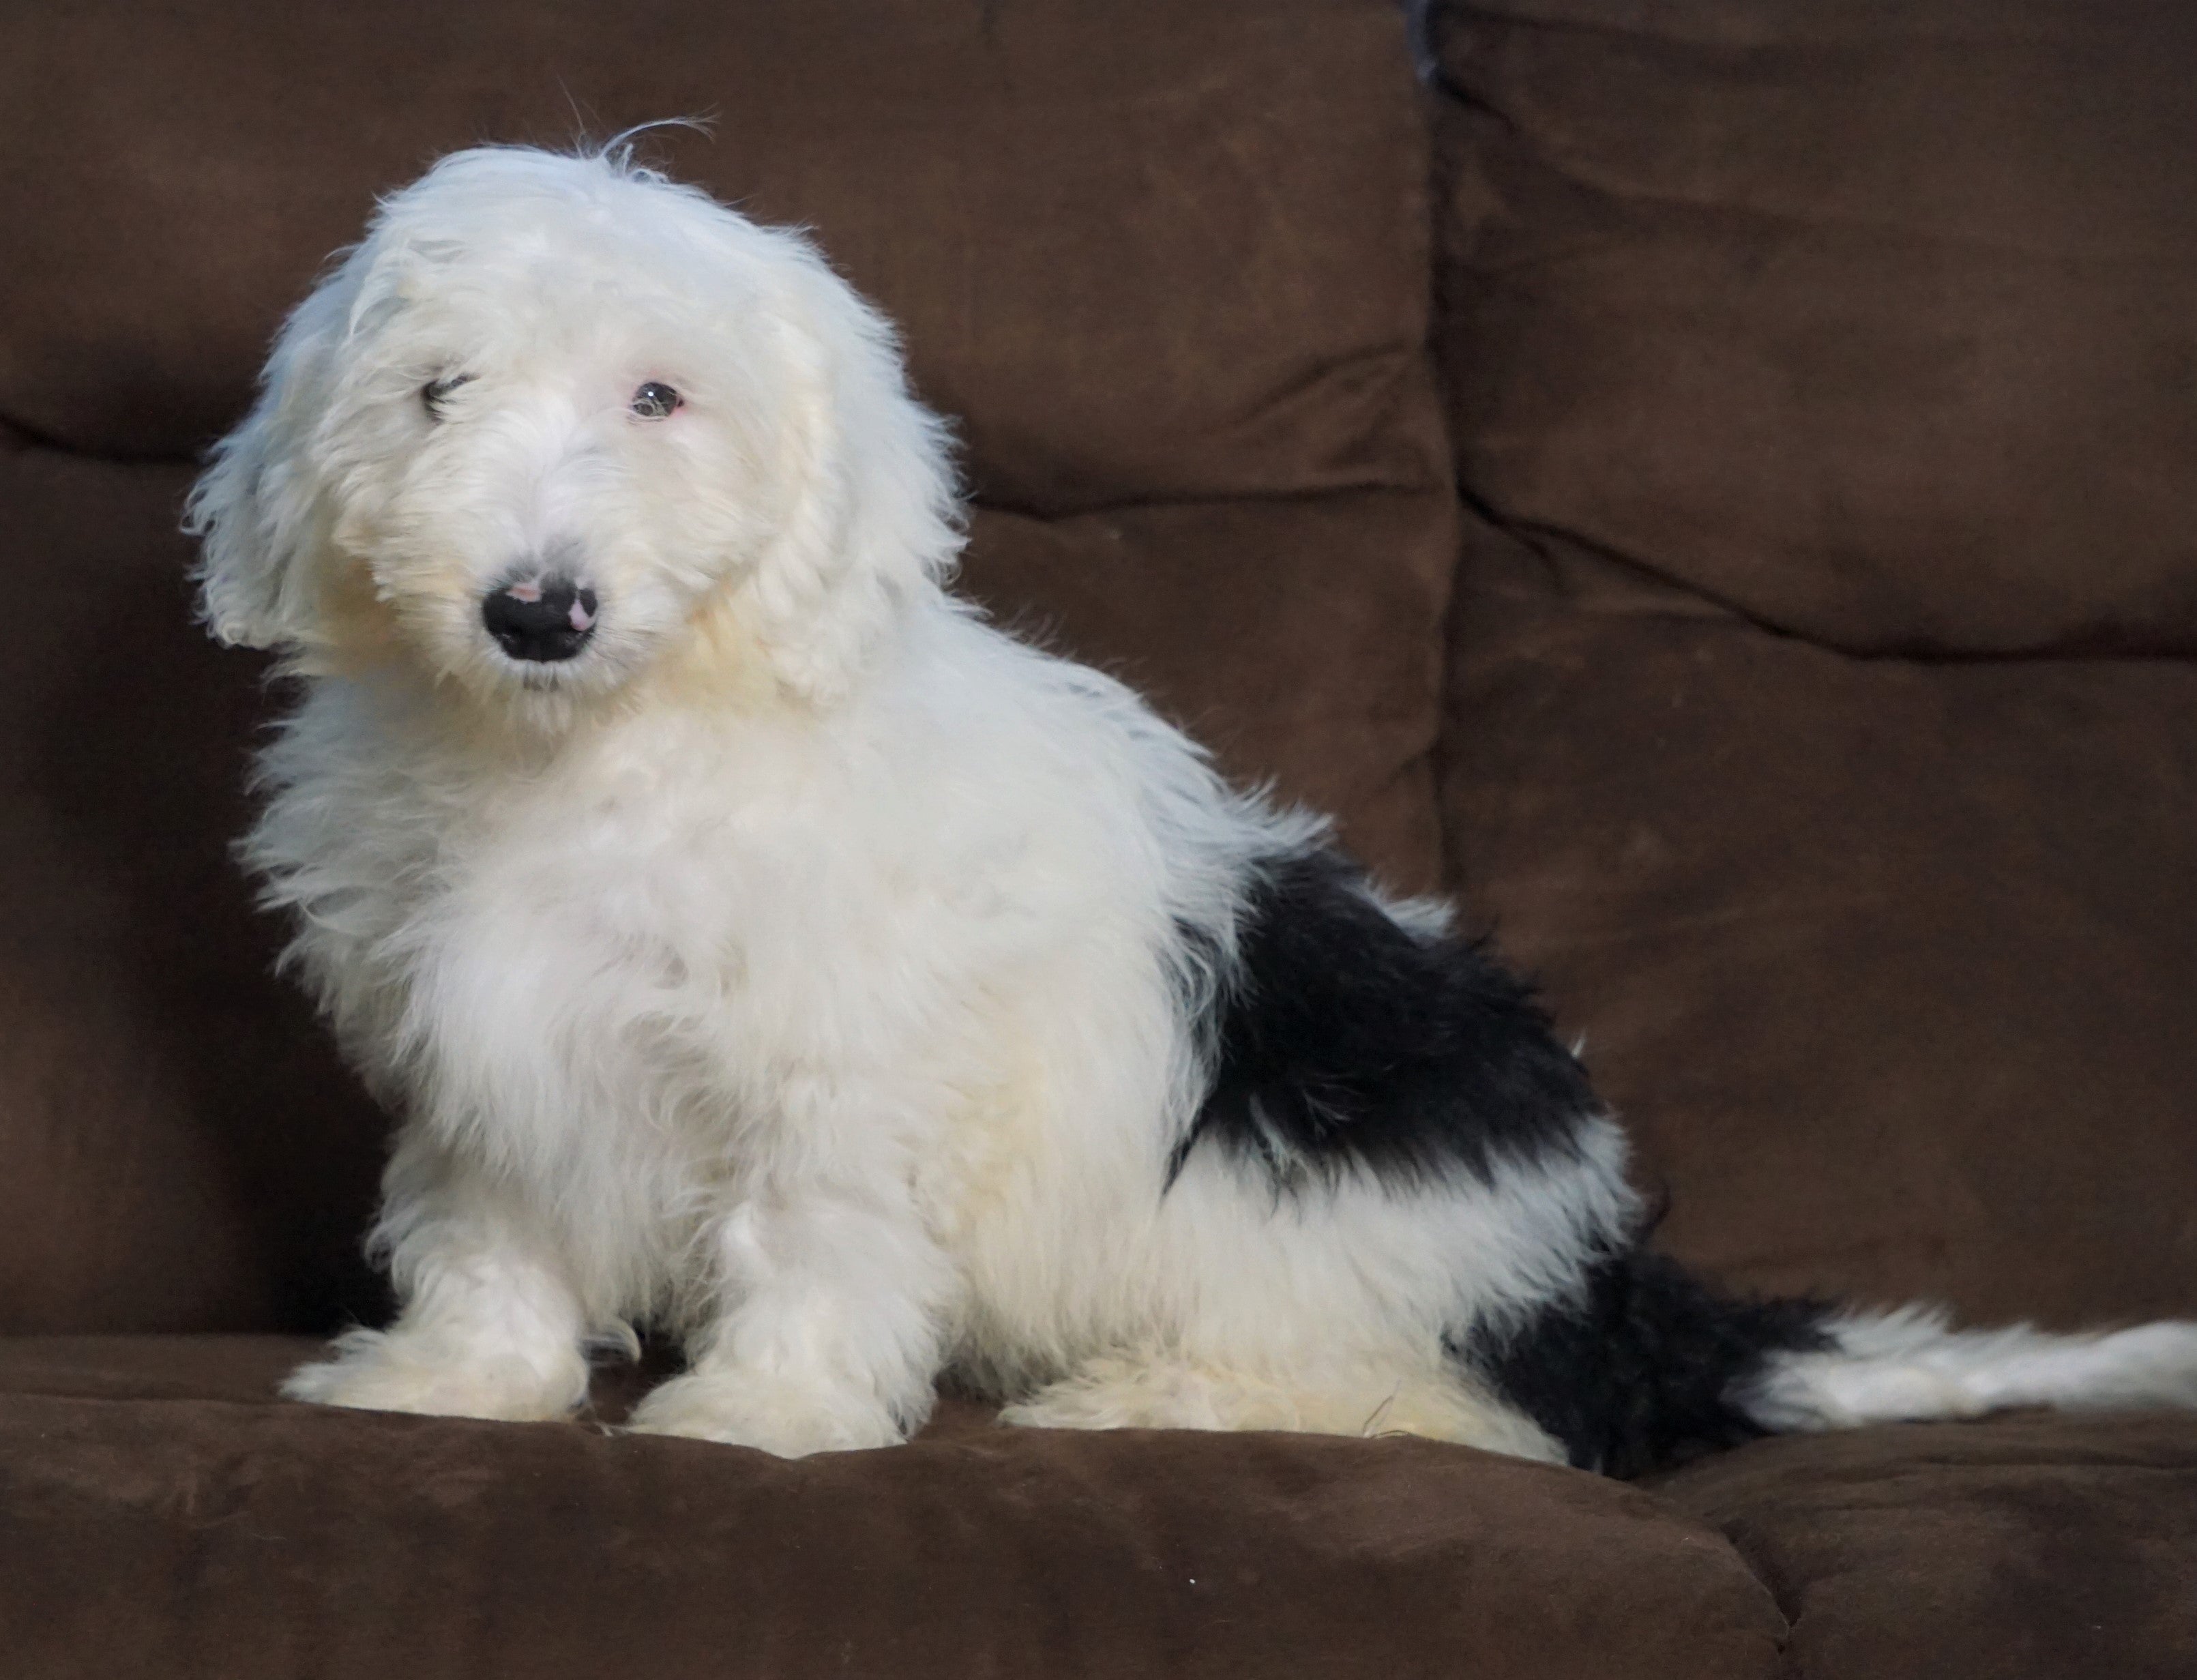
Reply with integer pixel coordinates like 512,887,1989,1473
1433,0,2197,655
0,447,390,1333
1430,0,2197,1324
1,2,1438,516
0,0,1453,1331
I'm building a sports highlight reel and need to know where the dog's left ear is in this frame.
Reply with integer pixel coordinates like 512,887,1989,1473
743,236,962,702
184,262,356,654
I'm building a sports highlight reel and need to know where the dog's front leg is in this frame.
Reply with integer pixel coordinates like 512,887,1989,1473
282,1158,593,1423
629,1175,955,1457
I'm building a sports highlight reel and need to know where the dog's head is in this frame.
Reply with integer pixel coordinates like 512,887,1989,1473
187,144,959,715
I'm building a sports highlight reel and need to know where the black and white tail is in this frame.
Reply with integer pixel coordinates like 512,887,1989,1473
1476,1246,2197,1478
1742,1302,2197,1434
1178,838,2197,1478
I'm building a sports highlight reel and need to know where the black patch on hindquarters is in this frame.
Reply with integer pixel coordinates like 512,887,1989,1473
1469,1243,1835,1479
1168,847,1600,1192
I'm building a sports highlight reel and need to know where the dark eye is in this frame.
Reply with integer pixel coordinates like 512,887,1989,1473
631,382,681,419
422,374,473,419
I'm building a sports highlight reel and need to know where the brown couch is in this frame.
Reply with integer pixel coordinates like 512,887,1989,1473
2,1,2191,1674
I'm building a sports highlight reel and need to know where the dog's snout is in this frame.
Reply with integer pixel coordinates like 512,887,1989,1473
483,575,598,663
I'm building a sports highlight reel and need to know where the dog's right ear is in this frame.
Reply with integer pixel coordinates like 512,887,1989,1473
184,269,353,652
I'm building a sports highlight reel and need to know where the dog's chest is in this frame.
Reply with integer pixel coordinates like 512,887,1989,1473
387,734,966,1133
437,782,822,1046
289,703,1057,1243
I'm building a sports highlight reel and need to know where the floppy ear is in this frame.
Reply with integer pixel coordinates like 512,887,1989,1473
183,263,355,652
741,235,962,701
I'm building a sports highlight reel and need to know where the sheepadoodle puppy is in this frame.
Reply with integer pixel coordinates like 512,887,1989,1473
186,144,2197,1472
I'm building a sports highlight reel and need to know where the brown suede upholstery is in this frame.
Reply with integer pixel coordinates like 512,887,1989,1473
1429,0,2197,657
1657,1413,2197,1680
1431,0,2197,1325
1439,536,2197,1326
0,1338,1789,1680
0,0,1454,1333
1,0,2193,1675
0,451,385,1335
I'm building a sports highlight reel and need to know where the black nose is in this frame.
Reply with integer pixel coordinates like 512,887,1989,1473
482,575,598,663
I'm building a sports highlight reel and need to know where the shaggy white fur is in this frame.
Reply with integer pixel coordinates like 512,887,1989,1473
188,143,2197,1464
1744,1308,2197,1432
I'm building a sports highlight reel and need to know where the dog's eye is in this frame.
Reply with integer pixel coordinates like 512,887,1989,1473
422,374,473,419
630,382,682,419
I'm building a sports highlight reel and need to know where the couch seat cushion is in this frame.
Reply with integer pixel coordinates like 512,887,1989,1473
1656,1411,2197,1680
0,1336,1787,1680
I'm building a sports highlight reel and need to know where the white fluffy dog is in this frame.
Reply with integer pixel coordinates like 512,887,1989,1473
186,145,2197,1470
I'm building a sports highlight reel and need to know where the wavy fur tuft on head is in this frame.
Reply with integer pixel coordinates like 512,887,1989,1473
186,143,959,709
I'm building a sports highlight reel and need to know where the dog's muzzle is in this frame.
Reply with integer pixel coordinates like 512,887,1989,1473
482,574,598,663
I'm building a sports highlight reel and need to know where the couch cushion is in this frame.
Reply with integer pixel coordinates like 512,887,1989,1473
0,0,1441,510
0,449,387,1336
0,0,1458,881
1655,1411,2197,1680
1430,0,2197,655
1426,0,2197,1323
0,1335,1788,1680
0,0,1458,1331
1437,540,2197,1325
960,497,1454,874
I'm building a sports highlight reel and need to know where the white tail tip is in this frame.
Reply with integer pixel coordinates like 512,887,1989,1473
1742,1306,2197,1433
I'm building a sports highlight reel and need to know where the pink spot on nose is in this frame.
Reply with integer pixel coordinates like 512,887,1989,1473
569,600,595,632
506,580,543,603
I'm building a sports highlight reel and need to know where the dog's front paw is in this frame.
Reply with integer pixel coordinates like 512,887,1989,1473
282,1327,587,1422
626,1369,906,1456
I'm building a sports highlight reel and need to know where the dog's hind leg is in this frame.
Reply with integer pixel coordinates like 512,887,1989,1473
998,1352,1565,1461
